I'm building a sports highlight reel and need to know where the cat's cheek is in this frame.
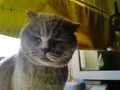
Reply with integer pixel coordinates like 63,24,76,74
29,49,44,58
46,52,61,62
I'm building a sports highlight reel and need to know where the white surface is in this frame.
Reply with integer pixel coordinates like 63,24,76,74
86,85,107,90
80,50,86,68
71,50,120,80
0,34,20,57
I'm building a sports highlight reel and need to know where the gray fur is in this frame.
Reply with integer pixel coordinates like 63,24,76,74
0,10,79,90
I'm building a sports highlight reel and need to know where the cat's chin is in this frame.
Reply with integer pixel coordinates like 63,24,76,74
38,57,68,68
26,54,68,68
24,51,68,68
46,52,62,62
42,61,68,68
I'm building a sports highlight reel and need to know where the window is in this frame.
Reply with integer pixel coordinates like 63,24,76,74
0,34,20,57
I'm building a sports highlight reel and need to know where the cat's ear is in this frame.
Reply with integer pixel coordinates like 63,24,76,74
26,10,37,20
71,23,80,32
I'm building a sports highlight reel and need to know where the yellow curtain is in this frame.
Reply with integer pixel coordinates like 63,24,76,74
0,0,109,49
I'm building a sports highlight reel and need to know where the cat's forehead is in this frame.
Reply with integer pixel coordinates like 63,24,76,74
26,12,80,36
37,13,61,21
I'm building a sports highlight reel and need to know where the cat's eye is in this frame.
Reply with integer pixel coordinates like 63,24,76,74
55,40,63,44
55,39,67,42
33,36,41,42
54,39,66,44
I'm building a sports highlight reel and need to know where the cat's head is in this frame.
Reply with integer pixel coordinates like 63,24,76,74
20,10,80,68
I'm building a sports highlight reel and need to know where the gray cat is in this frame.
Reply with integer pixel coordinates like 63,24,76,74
0,10,80,90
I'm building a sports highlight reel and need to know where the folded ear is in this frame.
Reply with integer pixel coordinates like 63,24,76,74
26,10,37,20
71,23,80,32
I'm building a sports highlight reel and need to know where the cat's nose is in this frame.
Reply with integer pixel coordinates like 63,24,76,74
42,48,49,53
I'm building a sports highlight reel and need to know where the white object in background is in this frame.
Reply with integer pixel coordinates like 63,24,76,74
86,85,107,90
80,50,86,69
0,34,20,57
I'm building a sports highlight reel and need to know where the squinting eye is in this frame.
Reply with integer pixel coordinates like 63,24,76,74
55,38,67,42
37,38,41,42
54,40,63,44
33,36,41,42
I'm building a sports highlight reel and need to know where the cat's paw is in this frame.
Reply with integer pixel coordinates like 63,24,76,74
46,52,61,62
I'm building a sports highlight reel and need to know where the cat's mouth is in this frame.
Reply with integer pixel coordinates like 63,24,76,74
31,49,62,62
30,51,68,67
46,52,62,62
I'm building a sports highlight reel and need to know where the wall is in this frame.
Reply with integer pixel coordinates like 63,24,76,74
106,0,120,15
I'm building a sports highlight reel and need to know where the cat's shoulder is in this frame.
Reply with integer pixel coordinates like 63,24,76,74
0,55,15,90
0,55,15,71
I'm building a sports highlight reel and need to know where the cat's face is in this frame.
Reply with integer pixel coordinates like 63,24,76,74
20,10,80,68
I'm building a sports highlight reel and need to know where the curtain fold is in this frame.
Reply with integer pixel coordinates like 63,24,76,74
0,0,109,49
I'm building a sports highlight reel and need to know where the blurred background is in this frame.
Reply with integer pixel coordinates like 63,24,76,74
0,0,120,50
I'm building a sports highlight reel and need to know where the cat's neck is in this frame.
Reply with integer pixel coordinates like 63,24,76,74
12,49,42,90
12,49,68,90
